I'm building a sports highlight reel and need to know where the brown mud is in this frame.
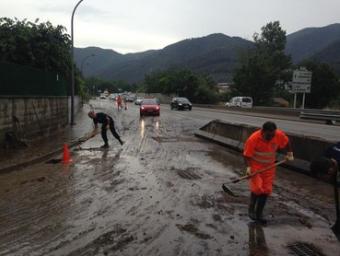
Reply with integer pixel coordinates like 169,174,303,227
0,100,339,255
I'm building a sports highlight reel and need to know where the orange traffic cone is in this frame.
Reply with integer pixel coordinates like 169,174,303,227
62,143,72,164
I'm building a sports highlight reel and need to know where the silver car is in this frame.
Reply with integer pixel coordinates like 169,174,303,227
135,98,143,105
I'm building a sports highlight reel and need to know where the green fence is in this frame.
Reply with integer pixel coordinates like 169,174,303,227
0,62,68,96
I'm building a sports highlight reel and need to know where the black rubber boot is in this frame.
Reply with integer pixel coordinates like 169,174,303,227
256,195,268,225
248,193,258,221
332,220,340,241
101,143,109,148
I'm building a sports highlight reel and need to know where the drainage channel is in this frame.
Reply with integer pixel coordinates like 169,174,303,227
287,242,326,256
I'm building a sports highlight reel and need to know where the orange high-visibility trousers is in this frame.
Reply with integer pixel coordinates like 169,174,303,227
249,168,275,195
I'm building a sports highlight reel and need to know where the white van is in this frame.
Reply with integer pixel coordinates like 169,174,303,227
225,96,253,108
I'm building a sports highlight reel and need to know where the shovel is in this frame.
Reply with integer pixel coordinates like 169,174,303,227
222,159,287,197
331,168,340,241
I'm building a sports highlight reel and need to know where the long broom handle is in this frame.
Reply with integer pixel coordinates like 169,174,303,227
232,159,287,184
333,167,340,228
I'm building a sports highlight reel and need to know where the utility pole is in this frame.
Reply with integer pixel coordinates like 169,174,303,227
70,0,85,125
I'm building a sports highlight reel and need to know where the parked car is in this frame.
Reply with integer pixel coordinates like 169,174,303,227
225,96,253,108
140,98,160,116
135,98,143,105
170,97,192,110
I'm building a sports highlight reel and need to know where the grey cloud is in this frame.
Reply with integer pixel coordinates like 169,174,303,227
37,4,108,16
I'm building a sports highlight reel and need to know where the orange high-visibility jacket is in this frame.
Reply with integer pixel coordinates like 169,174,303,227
243,129,289,171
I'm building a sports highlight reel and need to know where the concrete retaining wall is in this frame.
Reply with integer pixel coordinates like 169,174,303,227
195,120,335,173
0,96,69,148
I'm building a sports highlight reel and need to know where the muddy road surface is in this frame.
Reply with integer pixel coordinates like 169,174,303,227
0,100,339,256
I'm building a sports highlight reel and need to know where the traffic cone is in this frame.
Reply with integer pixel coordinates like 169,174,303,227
62,143,72,164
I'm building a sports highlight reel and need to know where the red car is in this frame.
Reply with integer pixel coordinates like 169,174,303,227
140,98,160,116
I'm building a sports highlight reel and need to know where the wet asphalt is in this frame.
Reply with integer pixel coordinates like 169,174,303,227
0,99,339,256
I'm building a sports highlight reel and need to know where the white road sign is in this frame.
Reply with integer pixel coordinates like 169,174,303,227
291,68,312,93
291,83,311,93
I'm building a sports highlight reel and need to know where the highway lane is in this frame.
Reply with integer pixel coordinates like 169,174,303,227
158,105,340,142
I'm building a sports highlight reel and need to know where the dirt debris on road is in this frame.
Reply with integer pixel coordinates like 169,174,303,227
0,100,339,256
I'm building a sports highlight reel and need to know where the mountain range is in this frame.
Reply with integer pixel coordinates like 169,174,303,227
75,23,340,83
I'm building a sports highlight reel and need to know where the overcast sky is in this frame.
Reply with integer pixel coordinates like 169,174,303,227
1,0,340,53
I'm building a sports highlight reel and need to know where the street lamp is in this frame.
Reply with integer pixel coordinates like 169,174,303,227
70,0,85,125
81,54,95,75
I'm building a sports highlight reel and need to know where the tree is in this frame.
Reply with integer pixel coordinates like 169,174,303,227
300,61,340,108
84,77,138,95
0,18,90,97
0,18,72,79
143,68,219,103
232,21,291,105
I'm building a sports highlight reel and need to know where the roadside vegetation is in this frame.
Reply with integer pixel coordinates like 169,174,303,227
0,18,86,98
231,21,340,108
84,69,220,104
84,77,138,95
142,68,219,104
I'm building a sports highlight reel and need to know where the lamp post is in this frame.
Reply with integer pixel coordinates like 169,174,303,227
70,0,85,125
81,54,95,75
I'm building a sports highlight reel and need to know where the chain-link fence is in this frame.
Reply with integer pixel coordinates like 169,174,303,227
0,62,68,96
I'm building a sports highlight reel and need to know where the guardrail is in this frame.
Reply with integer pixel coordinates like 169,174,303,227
300,110,340,124
193,104,340,121
193,104,301,116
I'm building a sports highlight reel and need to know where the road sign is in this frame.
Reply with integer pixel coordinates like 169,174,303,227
291,68,312,93
285,81,311,94
293,69,312,84
291,83,311,93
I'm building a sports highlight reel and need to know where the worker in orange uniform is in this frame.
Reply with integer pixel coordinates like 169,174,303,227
243,121,294,224
116,95,122,111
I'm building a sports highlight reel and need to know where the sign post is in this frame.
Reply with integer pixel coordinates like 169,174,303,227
302,93,306,109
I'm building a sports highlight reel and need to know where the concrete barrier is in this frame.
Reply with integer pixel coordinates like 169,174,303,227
195,119,335,174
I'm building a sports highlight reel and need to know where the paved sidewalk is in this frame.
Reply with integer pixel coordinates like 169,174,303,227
0,104,94,172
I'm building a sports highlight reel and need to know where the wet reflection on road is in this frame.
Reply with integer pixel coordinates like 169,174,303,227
155,119,160,130
139,116,161,143
248,222,268,256
140,118,145,138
